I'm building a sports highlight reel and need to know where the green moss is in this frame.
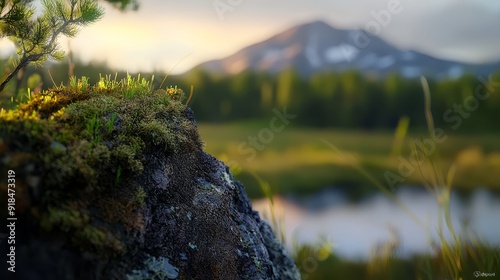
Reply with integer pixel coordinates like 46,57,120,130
0,75,202,258
138,120,175,149
135,186,147,206
112,144,144,174
40,207,90,231
38,205,124,254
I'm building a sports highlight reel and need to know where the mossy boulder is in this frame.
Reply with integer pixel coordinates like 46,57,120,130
0,83,300,279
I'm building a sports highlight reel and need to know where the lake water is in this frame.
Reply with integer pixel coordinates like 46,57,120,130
252,187,500,260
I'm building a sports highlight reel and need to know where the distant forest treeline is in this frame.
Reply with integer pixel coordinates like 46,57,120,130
1,58,499,132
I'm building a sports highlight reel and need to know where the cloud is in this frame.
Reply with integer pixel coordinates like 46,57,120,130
373,1,500,63
2,0,500,72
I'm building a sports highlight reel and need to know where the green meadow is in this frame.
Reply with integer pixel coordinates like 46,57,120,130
201,121,500,279
199,121,500,199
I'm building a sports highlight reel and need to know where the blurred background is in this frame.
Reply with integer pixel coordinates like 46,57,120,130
1,0,500,278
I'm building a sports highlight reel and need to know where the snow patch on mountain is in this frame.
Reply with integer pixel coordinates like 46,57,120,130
305,34,322,67
377,55,396,69
195,20,500,78
325,44,359,63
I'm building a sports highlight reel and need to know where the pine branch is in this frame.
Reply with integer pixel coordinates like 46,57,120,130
0,0,104,93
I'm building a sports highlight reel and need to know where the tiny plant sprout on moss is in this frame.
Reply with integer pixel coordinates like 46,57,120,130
0,72,201,260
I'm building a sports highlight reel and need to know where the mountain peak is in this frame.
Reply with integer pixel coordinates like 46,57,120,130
195,20,499,78
296,20,333,30
272,20,339,42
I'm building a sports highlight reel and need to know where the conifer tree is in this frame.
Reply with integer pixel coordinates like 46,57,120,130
0,0,106,93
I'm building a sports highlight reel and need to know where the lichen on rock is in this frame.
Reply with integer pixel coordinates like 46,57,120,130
126,254,179,280
0,81,300,279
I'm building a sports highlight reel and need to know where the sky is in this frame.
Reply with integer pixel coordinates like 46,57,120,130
1,0,500,74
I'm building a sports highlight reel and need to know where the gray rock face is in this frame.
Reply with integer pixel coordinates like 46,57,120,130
121,150,300,280
7,108,300,280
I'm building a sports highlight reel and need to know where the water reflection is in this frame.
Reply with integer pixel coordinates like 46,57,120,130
252,187,500,260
